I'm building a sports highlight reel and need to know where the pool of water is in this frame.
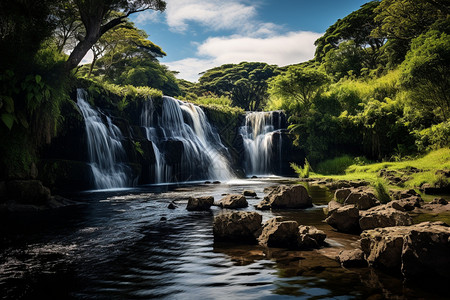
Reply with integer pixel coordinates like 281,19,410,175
0,178,447,299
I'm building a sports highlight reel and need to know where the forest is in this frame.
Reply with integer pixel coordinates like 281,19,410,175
1,0,448,183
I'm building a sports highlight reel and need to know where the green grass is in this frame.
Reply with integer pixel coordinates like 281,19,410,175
311,148,450,189
316,155,355,175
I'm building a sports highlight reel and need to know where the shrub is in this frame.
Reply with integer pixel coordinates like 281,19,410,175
291,159,311,178
374,181,391,204
316,155,354,175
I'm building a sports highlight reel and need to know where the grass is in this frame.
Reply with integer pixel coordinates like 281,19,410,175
316,155,355,175
311,148,450,190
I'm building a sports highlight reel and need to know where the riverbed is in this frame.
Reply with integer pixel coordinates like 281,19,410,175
0,177,447,299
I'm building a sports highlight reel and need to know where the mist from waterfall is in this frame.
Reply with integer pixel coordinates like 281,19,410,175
140,96,234,183
76,89,131,189
240,111,283,176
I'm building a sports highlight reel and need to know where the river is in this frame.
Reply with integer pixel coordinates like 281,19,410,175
0,178,446,299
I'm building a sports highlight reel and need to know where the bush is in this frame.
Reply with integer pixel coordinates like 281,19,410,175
374,181,391,204
316,155,354,175
291,159,311,178
414,121,450,152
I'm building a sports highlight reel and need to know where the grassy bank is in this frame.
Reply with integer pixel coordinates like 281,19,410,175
311,148,450,190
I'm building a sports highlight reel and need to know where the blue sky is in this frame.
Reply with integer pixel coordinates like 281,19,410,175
129,0,369,82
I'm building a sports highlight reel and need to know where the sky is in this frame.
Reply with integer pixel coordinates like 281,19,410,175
128,0,369,82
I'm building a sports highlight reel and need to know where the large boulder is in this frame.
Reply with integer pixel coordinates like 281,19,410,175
325,205,361,233
243,190,257,197
4,180,51,205
186,196,214,211
359,206,412,231
297,225,327,249
213,211,262,243
255,185,312,210
334,188,352,202
218,194,248,209
360,222,450,280
258,217,300,248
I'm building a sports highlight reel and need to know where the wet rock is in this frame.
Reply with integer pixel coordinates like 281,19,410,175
213,211,262,243
297,225,327,249
361,222,450,280
213,181,221,184
160,216,167,221
359,206,412,231
168,203,177,209
186,196,214,211
337,249,368,268
5,180,51,205
344,191,378,210
255,185,312,210
218,194,248,209
204,181,211,184
324,200,343,216
325,205,360,233
243,190,257,197
251,175,258,179
258,217,300,248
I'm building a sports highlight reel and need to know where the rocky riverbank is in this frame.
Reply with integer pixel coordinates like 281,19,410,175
202,180,450,284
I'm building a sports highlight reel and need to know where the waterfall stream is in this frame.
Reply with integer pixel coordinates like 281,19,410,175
140,96,234,183
77,89,131,189
240,111,284,176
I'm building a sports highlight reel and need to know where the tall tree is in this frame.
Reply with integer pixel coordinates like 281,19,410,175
63,0,166,71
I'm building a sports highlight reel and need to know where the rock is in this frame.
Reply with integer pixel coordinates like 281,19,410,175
344,192,378,210
213,181,221,184
337,249,368,268
218,194,248,209
204,181,211,184
401,222,450,280
334,188,352,202
390,189,418,200
325,205,360,233
258,217,300,248
251,175,258,179
255,185,312,210
160,217,167,221
421,183,450,195
324,200,343,216
388,197,422,211
298,225,327,249
361,222,450,280
431,198,448,205
359,206,412,231
213,211,262,243
186,196,214,211
435,169,450,177
243,190,257,197
326,180,369,190
5,180,51,205
168,203,177,209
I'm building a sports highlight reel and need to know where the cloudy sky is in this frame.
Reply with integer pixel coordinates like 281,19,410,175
129,0,368,82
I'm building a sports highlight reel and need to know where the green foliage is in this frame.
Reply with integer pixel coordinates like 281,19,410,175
134,141,144,156
268,65,329,113
190,96,233,107
414,121,450,151
291,159,311,178
316,155,355,175
198,62,279,110
400,29,450,121
374,181,391,204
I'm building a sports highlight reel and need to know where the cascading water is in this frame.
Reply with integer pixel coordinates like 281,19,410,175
240,111,284,176
77,89,131,189
140,96,233,183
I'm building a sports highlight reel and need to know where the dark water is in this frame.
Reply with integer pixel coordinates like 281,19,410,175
0,178,447,299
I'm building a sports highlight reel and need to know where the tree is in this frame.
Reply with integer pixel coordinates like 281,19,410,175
400,29,450,121
314,1,384,62
268,66,329,113
63,0,166,71
198,62,279,110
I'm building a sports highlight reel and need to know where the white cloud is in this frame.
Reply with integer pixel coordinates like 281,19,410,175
165,31,322,82
164,0,262,34
135,10,162,25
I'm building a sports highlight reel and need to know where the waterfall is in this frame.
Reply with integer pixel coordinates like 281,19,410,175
240,111,284,176
77,89,131,189
140,96,233,182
